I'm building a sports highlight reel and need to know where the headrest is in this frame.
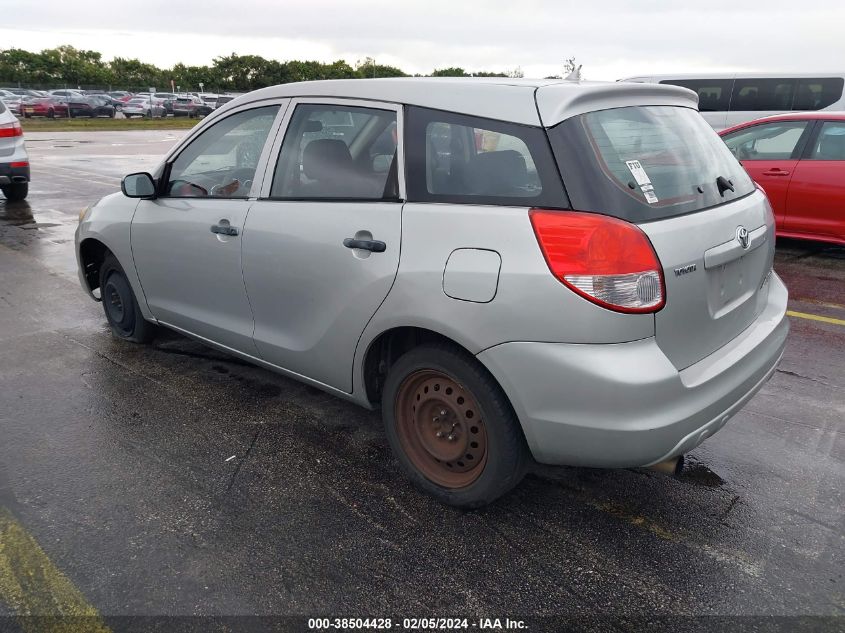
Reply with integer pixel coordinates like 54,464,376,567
302,139,353,181
818,132,845,160
468,150,529,195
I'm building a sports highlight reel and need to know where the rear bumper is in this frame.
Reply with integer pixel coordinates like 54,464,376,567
0,161,30,185
477,273,789,468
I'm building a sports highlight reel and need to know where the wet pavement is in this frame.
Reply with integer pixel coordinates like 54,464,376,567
0,131,843,631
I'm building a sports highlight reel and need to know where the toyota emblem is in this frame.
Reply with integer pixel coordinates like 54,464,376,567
736,226,750,250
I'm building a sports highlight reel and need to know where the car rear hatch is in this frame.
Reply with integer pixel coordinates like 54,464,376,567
544,97,775,369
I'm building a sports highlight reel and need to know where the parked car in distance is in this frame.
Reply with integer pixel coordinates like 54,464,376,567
721,112,845,246
0,99,29,201
108,91,134,103
1,88,44,98
171,95,213,118
82,92,123,109
198,93,222,109
214,95,236,108
0,89,23,115
122,95,166,118
21,95,68,118
49,89,85,99
56,95,115,118
76,78,789,507
154,93,177,115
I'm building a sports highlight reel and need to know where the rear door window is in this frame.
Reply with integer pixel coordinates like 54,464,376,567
721,121,810,160
548,105,755,222
807,122,845,160
405,106,566,207
270,103,398,200
730,78,796,111
658,79,733,111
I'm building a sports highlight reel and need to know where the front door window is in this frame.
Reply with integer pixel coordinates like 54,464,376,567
166,105,280,198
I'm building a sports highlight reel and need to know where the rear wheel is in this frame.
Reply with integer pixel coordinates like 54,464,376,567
382,343,528,508
1,183,28,202
99,254,155,344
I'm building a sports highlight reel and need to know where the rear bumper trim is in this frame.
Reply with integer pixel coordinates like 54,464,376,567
477,273,789,468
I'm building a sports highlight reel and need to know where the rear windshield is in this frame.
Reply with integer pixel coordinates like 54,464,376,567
548,105,755,222
0,101,6,114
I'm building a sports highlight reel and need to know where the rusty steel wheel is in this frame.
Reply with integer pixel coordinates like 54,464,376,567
394,369,488,488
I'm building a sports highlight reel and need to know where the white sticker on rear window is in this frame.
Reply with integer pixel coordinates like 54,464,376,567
625,160,651,186
643,189,659,204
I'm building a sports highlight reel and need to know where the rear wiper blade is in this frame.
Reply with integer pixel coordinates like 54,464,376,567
716,175,735,196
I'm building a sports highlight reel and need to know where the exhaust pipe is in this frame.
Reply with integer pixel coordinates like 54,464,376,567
646,455,684,476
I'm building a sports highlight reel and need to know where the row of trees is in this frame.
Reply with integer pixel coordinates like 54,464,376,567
0,46,529,92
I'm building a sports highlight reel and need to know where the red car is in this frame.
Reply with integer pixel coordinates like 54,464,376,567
720,112,845,246
21,97,68,119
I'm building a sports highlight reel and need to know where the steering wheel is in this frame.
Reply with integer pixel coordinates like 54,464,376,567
209,168,257,197
169,179,209,197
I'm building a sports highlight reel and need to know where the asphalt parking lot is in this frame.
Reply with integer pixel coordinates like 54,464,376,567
0,131,843,632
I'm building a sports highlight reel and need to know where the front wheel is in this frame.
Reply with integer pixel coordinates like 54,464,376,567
382,343,528,508
1,182,28,202
99,254,155,343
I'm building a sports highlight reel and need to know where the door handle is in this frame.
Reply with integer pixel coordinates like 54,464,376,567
211,220,239,236
343,238,386,253
762,169,790,176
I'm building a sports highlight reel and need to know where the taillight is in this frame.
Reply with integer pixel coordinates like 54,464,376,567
0,121,23,138
529,209,665,313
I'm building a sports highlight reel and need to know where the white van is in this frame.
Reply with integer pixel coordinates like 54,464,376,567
619,73,845,130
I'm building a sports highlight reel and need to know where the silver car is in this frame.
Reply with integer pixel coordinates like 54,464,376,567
122,96,166,119
75,78,789,507
0,99,29,201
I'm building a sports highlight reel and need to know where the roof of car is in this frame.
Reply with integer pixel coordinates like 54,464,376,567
224,77,698,126
720,111,845,135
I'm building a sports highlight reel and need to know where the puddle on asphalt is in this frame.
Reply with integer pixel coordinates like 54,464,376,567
0,203,73,231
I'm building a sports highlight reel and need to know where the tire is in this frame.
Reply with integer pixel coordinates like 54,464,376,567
98,254,155,344
382,343,529,508
1,182,28,202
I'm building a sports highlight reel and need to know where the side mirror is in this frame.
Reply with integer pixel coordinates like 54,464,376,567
122,172,157,198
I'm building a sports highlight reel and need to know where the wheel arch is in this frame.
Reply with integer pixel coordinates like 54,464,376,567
358,325,511,411
78,237,112,296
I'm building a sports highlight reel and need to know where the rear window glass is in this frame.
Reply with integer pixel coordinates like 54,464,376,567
0,101,6,114
548,105,755,222
405,106,567,207
793,78,844,110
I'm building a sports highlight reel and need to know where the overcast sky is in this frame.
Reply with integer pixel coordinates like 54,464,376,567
1,0,843,80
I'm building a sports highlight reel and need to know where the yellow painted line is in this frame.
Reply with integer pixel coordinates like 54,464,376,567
786,310,845,327
0,507,111,633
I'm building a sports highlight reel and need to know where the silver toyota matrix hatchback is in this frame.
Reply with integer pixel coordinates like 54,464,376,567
76,78,789,507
